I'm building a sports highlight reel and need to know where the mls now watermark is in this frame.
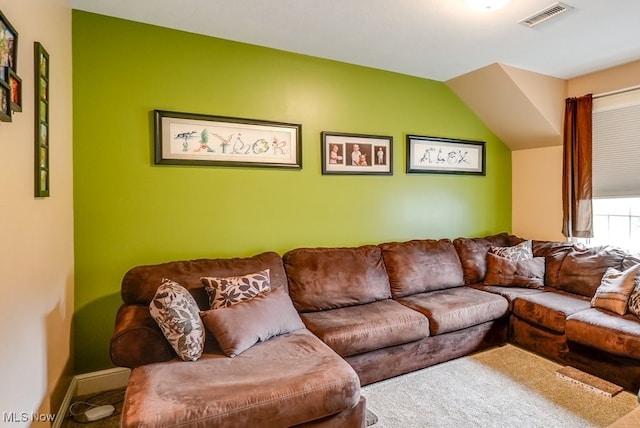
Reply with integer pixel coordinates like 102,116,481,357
3,412,56,423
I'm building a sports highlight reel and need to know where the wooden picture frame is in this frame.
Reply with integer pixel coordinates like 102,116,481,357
0,79,10,122
154,110,302,169
34,42,49,197
406,135,486,175
321,131,393,175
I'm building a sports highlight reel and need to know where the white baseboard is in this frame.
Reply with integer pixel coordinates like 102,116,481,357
53,367,130,428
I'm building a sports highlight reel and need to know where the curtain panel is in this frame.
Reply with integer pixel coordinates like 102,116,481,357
562,94,593,239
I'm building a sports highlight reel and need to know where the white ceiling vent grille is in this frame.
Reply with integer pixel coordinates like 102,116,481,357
519,2,574,27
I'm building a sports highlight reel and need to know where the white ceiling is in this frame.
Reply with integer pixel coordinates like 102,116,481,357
68,0,640,82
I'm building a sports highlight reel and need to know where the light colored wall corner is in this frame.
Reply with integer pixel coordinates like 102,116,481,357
512,60,640,242
0,0,74,426
512,146,565,241
53,368,130,428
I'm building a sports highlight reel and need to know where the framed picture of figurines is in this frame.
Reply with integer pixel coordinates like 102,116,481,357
34,42,49,197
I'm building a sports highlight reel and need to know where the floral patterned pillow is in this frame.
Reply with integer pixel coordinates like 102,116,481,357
149,278,205,361
201,269,271,309
489,240,533,261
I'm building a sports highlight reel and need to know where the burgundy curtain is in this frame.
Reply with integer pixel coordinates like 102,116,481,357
562,94,593,239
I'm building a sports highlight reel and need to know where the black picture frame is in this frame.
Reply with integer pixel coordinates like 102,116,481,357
0,9,18,78
406,135,486,176
154,110,302,169
34,42,49,197
0,79,10,122
321,131,393,175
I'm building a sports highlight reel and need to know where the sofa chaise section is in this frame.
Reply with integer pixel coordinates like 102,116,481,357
111,252,364,428
122,329,363,428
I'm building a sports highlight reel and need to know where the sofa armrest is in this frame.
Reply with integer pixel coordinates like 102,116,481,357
110,304,174,368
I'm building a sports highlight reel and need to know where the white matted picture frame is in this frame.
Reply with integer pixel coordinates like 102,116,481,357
321,131,393,175
154,110,302,169
406,135,485,175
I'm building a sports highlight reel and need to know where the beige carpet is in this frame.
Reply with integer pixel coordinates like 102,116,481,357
362,345,638,428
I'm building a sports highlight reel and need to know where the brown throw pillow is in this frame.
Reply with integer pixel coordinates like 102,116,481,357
200,287,305,357
201,269,270,309
484,253,545,289
591,264,640,315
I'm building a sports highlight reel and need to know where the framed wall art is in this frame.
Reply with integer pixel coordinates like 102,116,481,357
34,42,49,197
0,81,10,122
321,131,393,175
0,9,19,122
8,68,21,111
154,110,302,169
406,135,485,176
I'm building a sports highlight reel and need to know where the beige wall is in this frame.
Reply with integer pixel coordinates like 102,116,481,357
0,0,74,425
512,60,640,241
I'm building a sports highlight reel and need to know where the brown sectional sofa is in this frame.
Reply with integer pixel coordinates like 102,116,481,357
110,233,640,427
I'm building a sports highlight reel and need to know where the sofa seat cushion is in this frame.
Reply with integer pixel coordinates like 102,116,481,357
512,291,591,333
121,329,361,428
470,283,545,310
566,308,640,360
396,287,508,335
300,299,430,357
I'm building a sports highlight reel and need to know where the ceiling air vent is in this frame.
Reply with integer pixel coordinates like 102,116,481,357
519,2,574,27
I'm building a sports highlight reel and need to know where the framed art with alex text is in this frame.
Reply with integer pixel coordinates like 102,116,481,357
154,110,302,169
321,131,393,175
406,135,485,175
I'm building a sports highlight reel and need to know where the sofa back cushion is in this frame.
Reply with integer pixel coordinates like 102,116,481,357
380,239,464,298
532,241,577,288
283,245,392,312
453,233,520,285
121,251,288,309
555,246,626,297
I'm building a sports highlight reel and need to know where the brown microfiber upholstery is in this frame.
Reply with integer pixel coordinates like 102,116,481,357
110,304,175,368
513,290,591,333
484,253,545,289
379,239,464,298
453,233,515,285
396,287,508,335
300,299,430,357
121,251,288,307
532,240,577,288
283,245,391,312
470,283,544,310
295,396,366,428
555,246,626,297
566,308,640,360
201,287,305,357
121,329,361,428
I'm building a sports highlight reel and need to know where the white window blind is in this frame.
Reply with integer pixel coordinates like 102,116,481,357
592,89,640,198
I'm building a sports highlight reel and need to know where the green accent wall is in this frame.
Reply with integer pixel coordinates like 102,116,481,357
72,11,512,373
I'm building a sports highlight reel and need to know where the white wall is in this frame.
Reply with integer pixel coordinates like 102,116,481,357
0,0,74,425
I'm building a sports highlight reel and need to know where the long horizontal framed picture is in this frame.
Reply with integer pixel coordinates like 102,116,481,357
406,135,485,175
321,131,393,175
154,110,302,169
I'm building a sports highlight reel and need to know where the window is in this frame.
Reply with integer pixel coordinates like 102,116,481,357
587,88,640,253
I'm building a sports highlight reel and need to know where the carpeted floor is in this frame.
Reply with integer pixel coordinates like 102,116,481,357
362,344,638,428
61,388,125,428
62,345,637,427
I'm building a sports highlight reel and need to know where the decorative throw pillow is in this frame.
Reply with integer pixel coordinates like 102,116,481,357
149,278,205,361
591,264,640,315
201,269,270,309
628,279,640,318
489,240,533,261
200,287,305,357
484,252,545,289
